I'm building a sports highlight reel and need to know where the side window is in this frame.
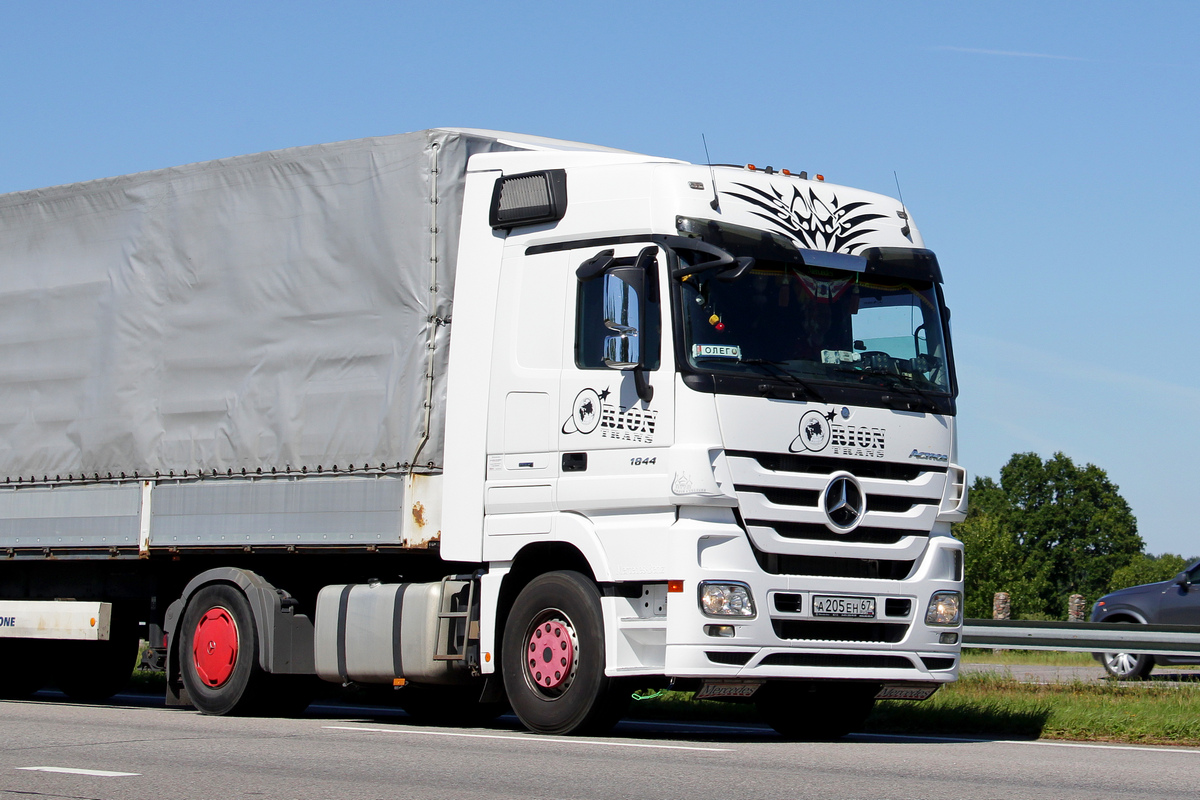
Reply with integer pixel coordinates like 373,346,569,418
574,259,661,370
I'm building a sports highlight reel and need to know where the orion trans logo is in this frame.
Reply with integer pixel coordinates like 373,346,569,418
562,388,657,444
789,409,886,458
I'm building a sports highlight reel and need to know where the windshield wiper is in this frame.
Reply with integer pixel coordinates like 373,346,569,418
739,358,825,401
841,366,941,412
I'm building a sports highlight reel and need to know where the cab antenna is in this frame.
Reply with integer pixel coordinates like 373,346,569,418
703,134,720,211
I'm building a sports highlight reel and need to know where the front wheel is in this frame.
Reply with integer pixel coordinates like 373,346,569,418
501,571,627,735
1099,650,1154,680
1097,619,1155,680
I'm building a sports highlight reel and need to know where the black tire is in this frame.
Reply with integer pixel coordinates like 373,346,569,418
0,640,50,699
501,571,626,735
755,681,879,740
180,584,269,716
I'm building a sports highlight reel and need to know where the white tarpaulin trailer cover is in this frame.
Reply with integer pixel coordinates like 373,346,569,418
0,129,520,483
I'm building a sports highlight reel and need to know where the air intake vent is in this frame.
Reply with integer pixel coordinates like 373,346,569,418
490,170,568,229
920,657,956,671
759,653,915,669
706,651,754,666
773,593,804,613
754,550,915,580
773,620,909,643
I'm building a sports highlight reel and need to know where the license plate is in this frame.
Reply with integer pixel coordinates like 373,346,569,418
695,680,763,700
811,595,876,618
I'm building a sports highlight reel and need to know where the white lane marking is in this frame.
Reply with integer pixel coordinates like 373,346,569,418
18,767,141,777
323,726,734,752
854,732,1200,754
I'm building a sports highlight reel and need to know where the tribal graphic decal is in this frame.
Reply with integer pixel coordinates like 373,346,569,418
724,182,888,254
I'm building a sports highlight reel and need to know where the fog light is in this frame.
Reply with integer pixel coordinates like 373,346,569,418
698,582,756,618
925,591,962,626
704,625,736,637
939,632,959,645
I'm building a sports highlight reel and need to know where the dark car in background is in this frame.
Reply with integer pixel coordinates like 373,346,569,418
1090,560,1200,678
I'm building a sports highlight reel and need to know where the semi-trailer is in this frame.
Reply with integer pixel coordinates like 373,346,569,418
0,129,966,736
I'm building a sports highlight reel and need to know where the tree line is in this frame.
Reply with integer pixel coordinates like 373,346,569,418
953,452,1195,620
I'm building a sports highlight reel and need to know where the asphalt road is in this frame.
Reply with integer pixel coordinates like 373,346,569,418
2,690,1198,800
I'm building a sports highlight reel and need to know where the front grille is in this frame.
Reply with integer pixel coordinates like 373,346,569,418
759,653,915,669
773,620,909,643
867,496,923,513
751,486,821,507
728,451,944,480
706,651,754,666
754,549,915,580
743,485,925,515
747,520,922,545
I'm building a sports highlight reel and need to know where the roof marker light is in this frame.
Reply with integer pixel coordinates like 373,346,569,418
816,174,825,181
746,164,756,171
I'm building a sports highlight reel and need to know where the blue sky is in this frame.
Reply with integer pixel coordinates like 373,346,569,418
2,2,1197,556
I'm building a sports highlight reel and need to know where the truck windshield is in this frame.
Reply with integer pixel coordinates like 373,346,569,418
673,229,953,398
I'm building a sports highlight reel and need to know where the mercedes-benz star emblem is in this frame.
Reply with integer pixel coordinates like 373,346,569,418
822,474,865,532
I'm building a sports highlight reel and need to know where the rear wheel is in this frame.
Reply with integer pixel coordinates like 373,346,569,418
180,584,269,715
755,681,879,740
501,571,628,735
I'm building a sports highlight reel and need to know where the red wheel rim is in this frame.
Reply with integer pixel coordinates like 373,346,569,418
526,619,575,691
192,607,238,688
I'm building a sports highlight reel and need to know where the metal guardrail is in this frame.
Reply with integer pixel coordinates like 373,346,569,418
962,618,1200,656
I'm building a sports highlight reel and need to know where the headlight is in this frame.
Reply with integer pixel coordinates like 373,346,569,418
698,582,755,618
925,591,962,626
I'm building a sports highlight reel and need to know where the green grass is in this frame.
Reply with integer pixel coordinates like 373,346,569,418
870,672,1200,746
960,648,1098,666
625,674,1200,746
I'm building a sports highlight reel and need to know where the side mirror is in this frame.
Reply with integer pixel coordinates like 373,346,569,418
601,274,641,370
1175,571,1190,586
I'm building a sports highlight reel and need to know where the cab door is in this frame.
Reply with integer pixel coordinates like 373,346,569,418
482,249,566,534
556,244,675,513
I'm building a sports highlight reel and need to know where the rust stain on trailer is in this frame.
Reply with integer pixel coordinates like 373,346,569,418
402,473,442,548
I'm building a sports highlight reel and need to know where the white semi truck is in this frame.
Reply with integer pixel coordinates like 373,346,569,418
0,129,966,737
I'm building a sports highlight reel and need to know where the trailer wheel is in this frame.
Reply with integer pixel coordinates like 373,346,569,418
755,681,879,740
180,584,267,715
501,571,626,735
